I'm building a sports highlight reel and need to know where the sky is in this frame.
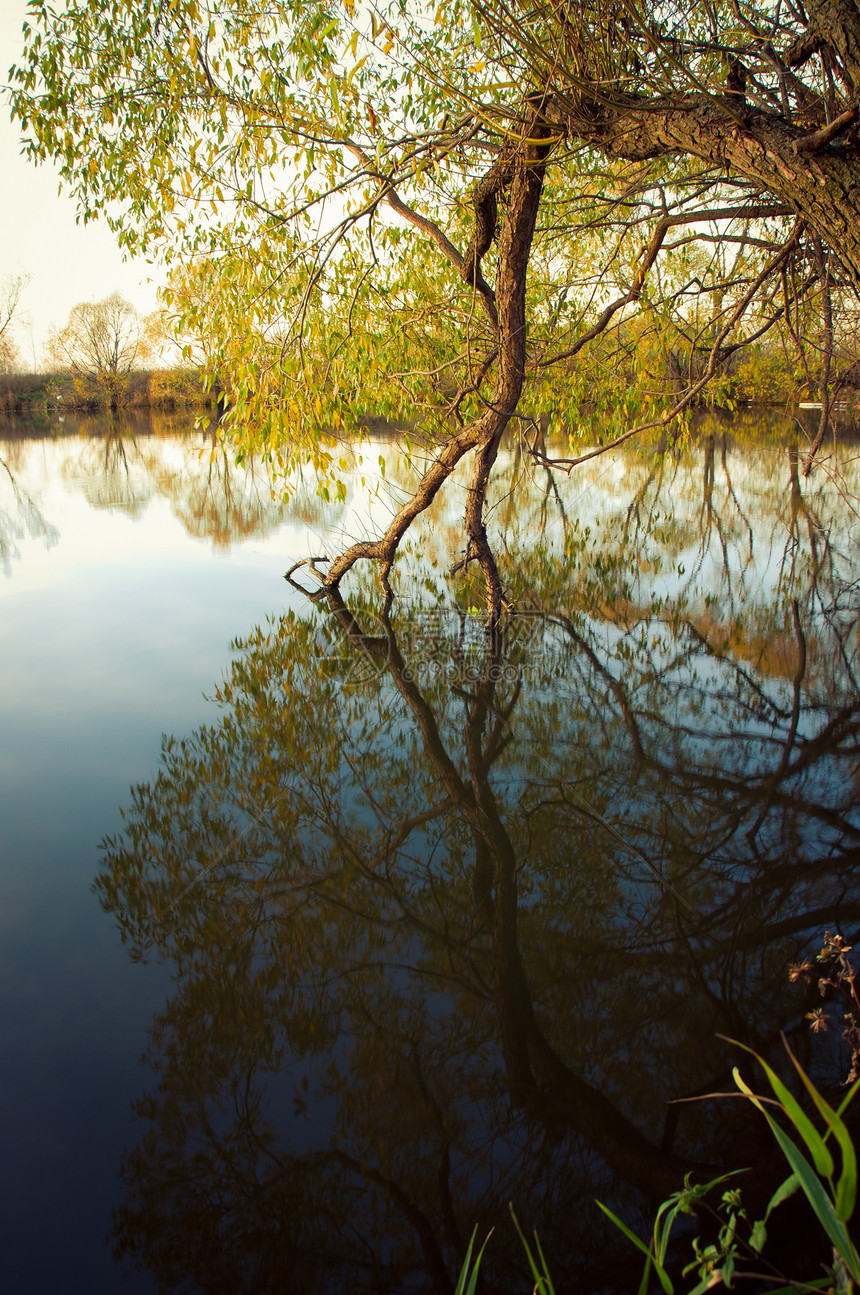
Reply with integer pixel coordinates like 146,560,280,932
0,0,163,368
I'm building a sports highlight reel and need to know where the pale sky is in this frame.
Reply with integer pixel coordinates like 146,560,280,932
0,0,163,368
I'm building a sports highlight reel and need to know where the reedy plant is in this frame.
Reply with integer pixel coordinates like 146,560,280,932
454,1204,556,1295
453,1037,859,1293
598,1037,860,1294
791,933,860,1086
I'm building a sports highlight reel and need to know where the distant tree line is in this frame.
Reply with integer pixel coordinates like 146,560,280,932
0,367,213,418
0,288,214,417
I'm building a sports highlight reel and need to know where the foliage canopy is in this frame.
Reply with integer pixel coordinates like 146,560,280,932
10,0,860,609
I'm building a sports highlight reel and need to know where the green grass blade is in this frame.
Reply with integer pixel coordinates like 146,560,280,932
727,1038,834,1178
531,1229,556,1295
595,1201,673,1295
454,1226,492,1295
734,1069,858,1275
835,1076,860,1121
783,1039,857,1222
765,1127,856,1268
509,1206,556,1294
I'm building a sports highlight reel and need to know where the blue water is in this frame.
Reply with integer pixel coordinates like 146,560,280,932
0,423,308,1292
3,412,860,1293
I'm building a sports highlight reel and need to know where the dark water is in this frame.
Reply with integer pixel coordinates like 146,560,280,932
2,410,860,1292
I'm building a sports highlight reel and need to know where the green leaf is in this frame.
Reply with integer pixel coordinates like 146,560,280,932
765,1173,800,1219
749,1218,767,1253
727,1038,833,1179
722,1249,735,1287
733,1068,859,1276
595,1201,673,1295
686,1277,717,1295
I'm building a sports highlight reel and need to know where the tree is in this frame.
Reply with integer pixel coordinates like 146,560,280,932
0,273,29,375
10,1,860,613
45,291,154,408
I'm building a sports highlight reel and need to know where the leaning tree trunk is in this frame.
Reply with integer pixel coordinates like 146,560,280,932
461,131,550,618
319,119,553,620
555,93,860,290
549,0,860,293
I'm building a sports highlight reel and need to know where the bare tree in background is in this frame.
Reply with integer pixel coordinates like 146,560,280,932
46,292,154,409
0,274,30,376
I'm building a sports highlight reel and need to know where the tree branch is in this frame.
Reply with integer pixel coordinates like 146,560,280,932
529,230,804,474
343,140,499,330
793,103,859,152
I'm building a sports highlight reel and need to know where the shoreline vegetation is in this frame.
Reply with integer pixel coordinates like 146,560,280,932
2,362,858,430
0,368,214,417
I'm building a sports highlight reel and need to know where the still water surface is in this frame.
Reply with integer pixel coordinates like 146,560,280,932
1,411,859,1292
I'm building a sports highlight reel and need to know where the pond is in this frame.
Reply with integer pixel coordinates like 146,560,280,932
1,409,859,1293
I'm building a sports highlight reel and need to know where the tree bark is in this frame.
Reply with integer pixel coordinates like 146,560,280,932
548,93,860,288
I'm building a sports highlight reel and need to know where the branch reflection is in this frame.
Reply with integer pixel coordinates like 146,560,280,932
98,557,860,1290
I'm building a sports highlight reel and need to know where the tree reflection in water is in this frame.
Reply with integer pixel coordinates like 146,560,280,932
0,449,59,573
97,463,860,1291
62,418,294,543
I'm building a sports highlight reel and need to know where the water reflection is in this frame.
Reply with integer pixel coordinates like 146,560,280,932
0,449,59,574
63,424,156,518
144,438,294,547
7,409,856,1287
0,416,319,559
3,407,856,590
98,535,860,1290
